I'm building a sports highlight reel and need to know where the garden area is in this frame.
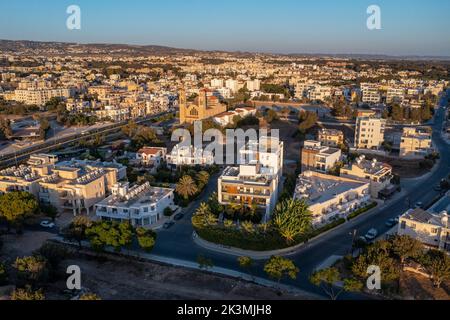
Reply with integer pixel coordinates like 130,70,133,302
328,235,450,299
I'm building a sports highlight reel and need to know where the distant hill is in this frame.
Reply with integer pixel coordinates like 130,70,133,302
1,39,449,60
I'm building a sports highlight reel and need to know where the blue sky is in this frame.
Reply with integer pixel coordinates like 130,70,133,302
0,0,449,56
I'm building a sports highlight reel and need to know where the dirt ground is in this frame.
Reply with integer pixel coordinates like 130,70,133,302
400,271,450,300
44,248,310,300
360,154,430,178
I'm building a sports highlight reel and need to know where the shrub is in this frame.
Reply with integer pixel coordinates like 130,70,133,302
347,202,378,220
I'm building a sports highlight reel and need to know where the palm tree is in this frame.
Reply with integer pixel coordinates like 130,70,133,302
196,171,210,188
241,221,255,233
175,175,198,200
223,219,235,228
273,199,312,244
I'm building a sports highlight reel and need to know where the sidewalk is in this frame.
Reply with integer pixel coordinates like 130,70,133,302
52,237,323,300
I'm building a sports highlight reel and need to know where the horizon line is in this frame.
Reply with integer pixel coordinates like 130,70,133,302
1,38,450,60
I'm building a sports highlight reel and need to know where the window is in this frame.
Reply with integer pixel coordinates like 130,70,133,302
431,228,438,234
400,221,406,229
410,223,416,230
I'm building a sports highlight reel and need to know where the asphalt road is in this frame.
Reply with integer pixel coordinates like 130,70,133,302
151,90,450,299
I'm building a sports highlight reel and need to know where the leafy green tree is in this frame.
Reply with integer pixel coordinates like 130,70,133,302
0,192,39,231
310,267,363,300
62,216,93,249
163,207,173,217
273,199,312,244
13,255,49,284
35,242,68,270
0,262,7,285
298,111,318,133
136,227,157,253
176,175,199,200
40,204,58,222
391,104,404,121
10,286,45,300
238,256,253,271
86,221,134,253
420,249,450,288
265,109,279,123
390,235,423,266
264,256,299,284
197,255,214,270
351,240,400,283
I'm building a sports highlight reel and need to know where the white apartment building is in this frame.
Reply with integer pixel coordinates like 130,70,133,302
361,83,381,104
136,147,167,171
225,79,239,93
301,140,341,173
246,79,261,92
211,79,224,88
354,116,386,150
398,207,450,252
13,88,73,106
96,105,130,121
387,86,406,104
399,127,433,159
341,155,393,199
218,136,284,221
294,171,371,226
95,182,175,227
166,144,214,167
307,85,332,102
213,107,256,126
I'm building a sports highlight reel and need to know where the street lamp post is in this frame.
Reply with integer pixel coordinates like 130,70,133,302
349,229,357,255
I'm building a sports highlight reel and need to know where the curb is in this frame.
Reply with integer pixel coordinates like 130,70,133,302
192,203,384,260
52,237,323,300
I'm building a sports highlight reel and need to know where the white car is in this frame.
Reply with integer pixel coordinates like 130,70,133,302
364,228,378,241
40,220,55,228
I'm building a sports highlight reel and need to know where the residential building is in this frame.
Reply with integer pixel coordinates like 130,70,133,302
354,116,386,150
398,207,449,252
179,88,227,124
317,128,344,148
361,83,381,104
0,154,126,215
294,171,371,226
340,155,393,199
136,147,167,171
399,127,433,159
301,140,341,173
387,86,405,104
246,79,261,92
13,87,73,106
218,136,284,220
213,107,256,126
166,144,214,167
95,182,175,227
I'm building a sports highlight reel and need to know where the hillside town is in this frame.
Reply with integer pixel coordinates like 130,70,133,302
0,39,449,302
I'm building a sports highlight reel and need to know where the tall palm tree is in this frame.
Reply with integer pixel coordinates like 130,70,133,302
273,199,312,244
175,175,198,200
196,171,210,187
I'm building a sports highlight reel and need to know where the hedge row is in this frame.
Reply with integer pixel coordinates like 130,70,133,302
347,202,378,220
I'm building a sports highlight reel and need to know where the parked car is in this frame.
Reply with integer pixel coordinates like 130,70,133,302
414,202,424,209
163,221,175,229
173,213,184,221
385,218,398,228
40,220,55,228
364,228,378,241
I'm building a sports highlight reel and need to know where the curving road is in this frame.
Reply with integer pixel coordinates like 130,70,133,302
151,91,450,299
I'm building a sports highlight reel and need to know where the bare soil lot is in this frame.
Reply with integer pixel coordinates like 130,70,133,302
44,246,311,300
